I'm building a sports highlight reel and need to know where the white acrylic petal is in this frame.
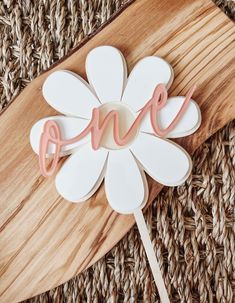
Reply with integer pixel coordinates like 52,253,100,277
30,116,90,156
86,46,127,103
140,97,201,138
55,144,108,202
43,70,100,118
105,149,148,214
130,133,192,186
122,56,173,112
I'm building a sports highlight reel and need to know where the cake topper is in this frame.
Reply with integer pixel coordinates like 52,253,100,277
30,46,201,303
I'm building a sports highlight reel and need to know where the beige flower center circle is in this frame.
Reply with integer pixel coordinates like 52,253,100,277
98,102,138,150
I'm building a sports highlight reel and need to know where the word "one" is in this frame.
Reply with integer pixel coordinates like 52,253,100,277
39,84,196,177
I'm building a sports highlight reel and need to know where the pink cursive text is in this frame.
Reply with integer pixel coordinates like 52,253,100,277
39,84,196,177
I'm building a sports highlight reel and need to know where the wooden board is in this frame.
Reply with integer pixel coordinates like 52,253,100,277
1,0,235,301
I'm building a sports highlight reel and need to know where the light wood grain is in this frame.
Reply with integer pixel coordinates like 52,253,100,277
0,0,235,302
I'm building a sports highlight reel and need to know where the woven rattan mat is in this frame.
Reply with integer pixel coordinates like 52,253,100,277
0,1,234,302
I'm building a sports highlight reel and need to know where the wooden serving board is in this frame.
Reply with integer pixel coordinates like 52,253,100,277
1,0,235,302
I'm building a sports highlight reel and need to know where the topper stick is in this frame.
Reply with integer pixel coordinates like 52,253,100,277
134,209,170,303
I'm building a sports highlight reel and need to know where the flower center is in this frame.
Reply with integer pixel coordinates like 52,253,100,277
98,102,138,150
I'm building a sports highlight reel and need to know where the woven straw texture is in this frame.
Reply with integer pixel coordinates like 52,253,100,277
0,1,234,302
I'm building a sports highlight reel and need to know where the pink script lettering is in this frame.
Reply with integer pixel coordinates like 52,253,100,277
39,83,196,177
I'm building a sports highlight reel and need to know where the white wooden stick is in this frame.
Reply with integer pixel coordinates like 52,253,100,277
134,209,170,303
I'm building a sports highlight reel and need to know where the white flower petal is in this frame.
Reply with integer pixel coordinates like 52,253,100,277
30,116,90,156
130,133,192,186
140,97,201,138
55,144,108,202
86,46,127,103
43,70,100,118
105,149,148,214
122,56,173,112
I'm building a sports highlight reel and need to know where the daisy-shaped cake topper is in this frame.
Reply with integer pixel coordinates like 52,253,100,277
30,46,201,213
30,46,201,303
